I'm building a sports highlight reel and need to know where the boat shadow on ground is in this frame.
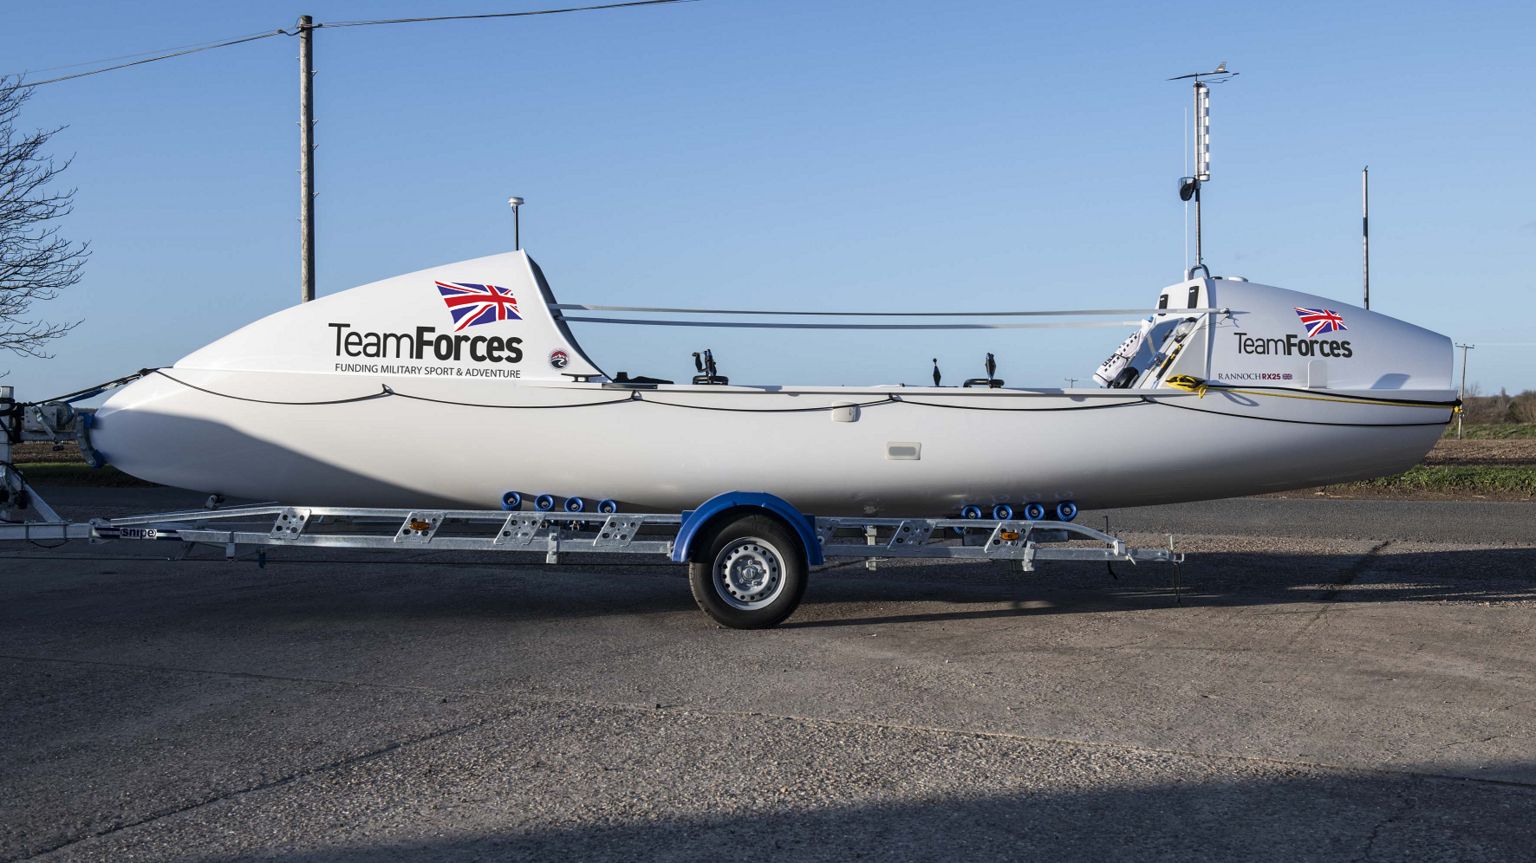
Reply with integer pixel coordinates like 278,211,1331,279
176,765,1536,863
779,546,1536,628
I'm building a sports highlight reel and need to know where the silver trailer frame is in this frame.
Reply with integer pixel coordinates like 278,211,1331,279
62,503,1179,569
0,500,1182,628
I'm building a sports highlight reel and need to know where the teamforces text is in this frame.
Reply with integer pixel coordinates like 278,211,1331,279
328,323,524,363
1233,332,1353,358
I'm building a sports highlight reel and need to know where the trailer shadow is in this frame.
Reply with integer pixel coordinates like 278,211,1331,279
783,546,1536,628
220,545,1536,628
5,531,1532,630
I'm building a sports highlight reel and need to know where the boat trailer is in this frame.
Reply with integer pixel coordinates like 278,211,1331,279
0,385,1182,629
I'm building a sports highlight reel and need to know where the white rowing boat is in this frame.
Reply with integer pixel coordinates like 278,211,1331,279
91,251,1456,516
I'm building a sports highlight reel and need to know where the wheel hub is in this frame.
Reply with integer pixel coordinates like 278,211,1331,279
715,540,785,610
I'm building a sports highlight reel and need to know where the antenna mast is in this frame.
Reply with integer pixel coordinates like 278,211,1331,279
1171,63,1237,278
1362,166,1370,309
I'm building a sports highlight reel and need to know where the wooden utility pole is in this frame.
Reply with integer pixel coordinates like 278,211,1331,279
298,15,316,303
1455,342,1474,439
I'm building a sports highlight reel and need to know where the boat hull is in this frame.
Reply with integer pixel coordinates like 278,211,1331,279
93,371,1451,515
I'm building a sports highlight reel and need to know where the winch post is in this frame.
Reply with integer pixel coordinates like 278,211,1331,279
0,386,55,524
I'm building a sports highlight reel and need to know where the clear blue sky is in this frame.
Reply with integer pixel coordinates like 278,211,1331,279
7,0,1534,397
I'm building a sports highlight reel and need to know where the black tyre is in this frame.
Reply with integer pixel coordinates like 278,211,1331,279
687,514,808,629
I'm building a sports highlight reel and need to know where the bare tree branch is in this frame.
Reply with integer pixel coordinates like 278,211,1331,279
0,75,87,359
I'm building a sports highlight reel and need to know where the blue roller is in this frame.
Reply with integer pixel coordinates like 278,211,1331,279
501,491,522,511
564,496,586,513
960,504,983,520
597,498,619,514
1023,502,1047,521
1054,500,1079,522
534,493,556,511
991,503,1014,520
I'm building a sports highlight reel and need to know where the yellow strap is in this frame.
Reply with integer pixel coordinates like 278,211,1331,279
1164,375,1209,398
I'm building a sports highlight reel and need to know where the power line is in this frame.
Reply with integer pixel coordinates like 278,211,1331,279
16,28,292,75
14,30,289,89
320,0,693,28
9,0,695,89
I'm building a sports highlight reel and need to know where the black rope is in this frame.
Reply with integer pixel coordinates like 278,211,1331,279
28,369,159,406
893,396,1152,413
636,395,900,414
151,370,396,407
388,389,638,410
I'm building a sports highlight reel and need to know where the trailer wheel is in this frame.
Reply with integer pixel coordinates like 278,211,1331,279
688,514,807,629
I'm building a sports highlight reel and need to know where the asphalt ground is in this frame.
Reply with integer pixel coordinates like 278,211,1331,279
1,487,1533,862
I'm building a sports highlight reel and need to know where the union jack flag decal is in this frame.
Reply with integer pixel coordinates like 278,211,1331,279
436,281,521,331
1294,306,1348,338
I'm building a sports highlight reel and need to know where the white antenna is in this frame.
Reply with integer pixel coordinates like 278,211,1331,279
1170,62,1238,278
507,196,525,250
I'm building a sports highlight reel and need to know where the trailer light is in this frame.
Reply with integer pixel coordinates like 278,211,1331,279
1000,530,1021,541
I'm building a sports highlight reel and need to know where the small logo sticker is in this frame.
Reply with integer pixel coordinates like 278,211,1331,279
549,349,569,369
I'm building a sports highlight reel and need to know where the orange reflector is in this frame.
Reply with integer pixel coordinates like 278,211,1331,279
999,530,1021,541
409,519,432,532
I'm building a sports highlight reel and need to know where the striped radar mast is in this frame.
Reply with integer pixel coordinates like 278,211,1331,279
1169,61,1238,278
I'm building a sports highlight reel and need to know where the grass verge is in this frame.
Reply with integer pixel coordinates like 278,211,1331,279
11,462,156,487
1448,423,1536,440
1324,465,1536,499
